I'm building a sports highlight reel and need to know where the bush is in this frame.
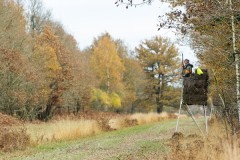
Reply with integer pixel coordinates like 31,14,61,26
0,127,30,152
0,112,30,152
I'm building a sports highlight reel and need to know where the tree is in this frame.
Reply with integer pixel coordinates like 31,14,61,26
0,0,40,120
26,0,51,37
0,49,26,115
136,36,181,113
89,33,125,111
115,0,153,7
32,26,74,120
0,0,29,51
91,33,125,93
62,52,95,114
121,58,147,112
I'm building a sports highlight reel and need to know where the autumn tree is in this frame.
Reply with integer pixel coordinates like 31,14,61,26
111,39,147,112
26,5,91,118
0,0,30,51
43,22,94,114
89,33,125,111
0,1,41,119
0,49,26,115
26,0,51,37
122,57,147,112
31,26,74,120
61,51,95,114
136,36,181,113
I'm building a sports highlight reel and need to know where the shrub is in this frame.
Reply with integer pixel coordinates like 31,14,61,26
0,112,29,152
0,127,30,152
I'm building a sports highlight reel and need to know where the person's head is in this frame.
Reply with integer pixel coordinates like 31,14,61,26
184,59,189,65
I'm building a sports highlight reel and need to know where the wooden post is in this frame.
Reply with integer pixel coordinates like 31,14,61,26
175,79,183,132
203,105,208,135
186,104,205,137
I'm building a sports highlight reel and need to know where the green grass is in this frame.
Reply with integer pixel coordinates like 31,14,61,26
137,140,168,153
1,118,197,160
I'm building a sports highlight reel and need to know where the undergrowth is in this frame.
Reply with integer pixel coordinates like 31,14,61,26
0,113,30,152
166,117,240,160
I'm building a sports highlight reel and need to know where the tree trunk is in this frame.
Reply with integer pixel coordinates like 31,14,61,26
38,81,59,121
76,100,81,113
156,102,163,113
229,0,240,123
156,73,164,113
106,66,110,94
39,96,56,120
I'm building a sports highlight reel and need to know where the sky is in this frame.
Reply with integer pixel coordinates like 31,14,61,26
42,0,198,66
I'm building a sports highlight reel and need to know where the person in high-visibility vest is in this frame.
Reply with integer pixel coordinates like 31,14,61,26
182,59,193,77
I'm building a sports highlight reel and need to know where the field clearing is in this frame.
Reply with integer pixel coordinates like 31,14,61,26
1,118,202,160
3,113,237,160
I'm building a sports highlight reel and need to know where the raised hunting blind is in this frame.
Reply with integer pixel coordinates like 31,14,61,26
175,69,210,136
183,69,209,105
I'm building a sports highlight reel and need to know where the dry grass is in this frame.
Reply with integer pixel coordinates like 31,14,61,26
167,117,240,160
211,120,240,160
0,127,30,152
25,112,181,145
0,112,30,152
26,120,101,144
129,112,180,125
205,118,240,160
222,139,240,160
109,112,184,130
109,118,127,130
52,120,101,140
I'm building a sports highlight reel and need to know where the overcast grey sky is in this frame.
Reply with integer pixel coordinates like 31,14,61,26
42,0,198,65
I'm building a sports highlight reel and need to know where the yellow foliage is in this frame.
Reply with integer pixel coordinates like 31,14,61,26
91,88,111,106
91,88,122,108
90,34,125,93
99,91,111,106
33,27,62,81
110,93,121,108
39,87,50,100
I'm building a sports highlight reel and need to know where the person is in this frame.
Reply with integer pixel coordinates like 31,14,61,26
182,59,193,77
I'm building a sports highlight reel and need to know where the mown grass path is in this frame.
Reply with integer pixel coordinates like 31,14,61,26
2,118,201,160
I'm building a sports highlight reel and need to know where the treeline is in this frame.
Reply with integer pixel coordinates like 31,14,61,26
0,0,181,120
